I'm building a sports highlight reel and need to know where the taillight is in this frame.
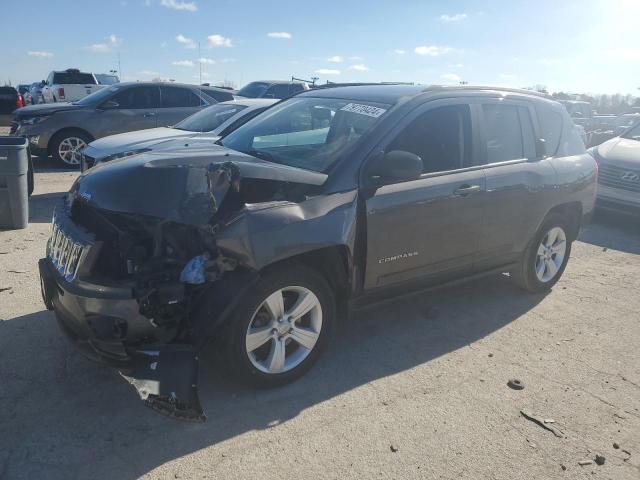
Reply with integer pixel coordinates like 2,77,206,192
58,87,65,99
16,94,23,109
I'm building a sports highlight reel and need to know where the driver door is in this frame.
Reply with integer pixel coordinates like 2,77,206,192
363,100,485,291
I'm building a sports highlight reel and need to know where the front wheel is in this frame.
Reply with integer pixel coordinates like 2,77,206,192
225,264,335,388
512,213,572,292
50,130,91,168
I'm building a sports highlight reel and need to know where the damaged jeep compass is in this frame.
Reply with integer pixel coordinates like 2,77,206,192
39,85,597,421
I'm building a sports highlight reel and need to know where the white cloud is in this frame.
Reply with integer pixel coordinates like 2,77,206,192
199,57,216,64
440,73,461,82
86,34,122,53
439,13,467,23
393,49,406,55
173,59,194,67
350,64,370,71
349,56,363,61
267,32,292,39
207,34,232,48
28,51,53,58
415,45,451,56
160,0,197,11
176,34,196,49
140,69,160,76
327,55,343,63
315,68,340,75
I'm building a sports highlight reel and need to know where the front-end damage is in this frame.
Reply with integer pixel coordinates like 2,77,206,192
41,149,351,421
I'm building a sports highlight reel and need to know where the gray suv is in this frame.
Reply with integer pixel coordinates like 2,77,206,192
38,85,596,421
11,82,234,166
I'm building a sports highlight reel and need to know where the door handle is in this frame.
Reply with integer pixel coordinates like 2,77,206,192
144,112,156,117
453,184,481,197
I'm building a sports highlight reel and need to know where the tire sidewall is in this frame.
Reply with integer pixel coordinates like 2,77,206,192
226,264,336,387
51,130,91,168
523,214,572,291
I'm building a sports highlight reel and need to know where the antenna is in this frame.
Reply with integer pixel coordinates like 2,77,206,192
198,42,203,107
117,52,122,79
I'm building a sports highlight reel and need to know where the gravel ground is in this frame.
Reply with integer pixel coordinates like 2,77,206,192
1,128,639,479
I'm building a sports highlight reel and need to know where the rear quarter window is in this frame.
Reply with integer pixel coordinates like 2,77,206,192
201,88,235,102
52,72,96,84
535,106,562,156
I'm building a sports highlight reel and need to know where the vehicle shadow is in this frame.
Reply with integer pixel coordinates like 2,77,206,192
0,275,546,479
579,210,640,255
29,192,66,223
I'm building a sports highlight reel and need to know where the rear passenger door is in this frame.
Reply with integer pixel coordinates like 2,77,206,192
157,86,206,126
363,100,486,291
475,100,557,271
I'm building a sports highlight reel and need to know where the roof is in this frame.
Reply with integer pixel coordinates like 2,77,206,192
114,81,231,91
301,84,553,105
244,80,307,85
219,98,279,107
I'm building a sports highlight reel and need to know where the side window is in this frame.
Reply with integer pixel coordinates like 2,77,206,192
265,84,290,99
203,89,233,102
386,105,472,173
110,86,160,109
219,108,265,137
535,106,562,156
482,104,525,163
160,86,202,108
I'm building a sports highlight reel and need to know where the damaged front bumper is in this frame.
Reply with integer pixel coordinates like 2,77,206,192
39,258,206,422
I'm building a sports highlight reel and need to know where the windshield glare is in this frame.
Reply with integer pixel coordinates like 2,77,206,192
175,103,248,132
221,97,389,173
75,85,121,106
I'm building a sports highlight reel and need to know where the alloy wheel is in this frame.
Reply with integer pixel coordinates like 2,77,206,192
245,286,323,374
535,226,567,282
58,137,86,166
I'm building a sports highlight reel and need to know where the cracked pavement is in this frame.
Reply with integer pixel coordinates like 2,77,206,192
0,144,639,479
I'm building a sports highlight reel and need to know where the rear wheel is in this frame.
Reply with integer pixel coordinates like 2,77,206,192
512,213,572,292
50,130,91,168
225,264,335,388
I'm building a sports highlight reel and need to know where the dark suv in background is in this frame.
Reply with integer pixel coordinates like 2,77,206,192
236,80,310,99
39,85,596,421
11,82,235,166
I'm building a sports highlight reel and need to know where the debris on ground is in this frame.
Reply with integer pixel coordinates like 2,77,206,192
594,454,605,466
560,464,566,471
578,460,593,466
7,269,27,274
520,409,564,438
613,442,619,449
0,286,12,293
390,444,398,453
508,379,525,390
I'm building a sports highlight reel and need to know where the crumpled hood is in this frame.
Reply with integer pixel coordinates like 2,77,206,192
14,102,85,117
70,147,327,225
594,137,640,166
84,127,195,160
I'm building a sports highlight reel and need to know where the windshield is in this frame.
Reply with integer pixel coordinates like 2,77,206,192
175,103,248,132
622,121,640,141
617,115,640,128
236,82,270,98
221,97,390,173
95,74,119,85
74,85,121,105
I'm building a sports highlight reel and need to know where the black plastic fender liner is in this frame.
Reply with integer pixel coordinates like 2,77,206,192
190,269,260,349
121,345,206,423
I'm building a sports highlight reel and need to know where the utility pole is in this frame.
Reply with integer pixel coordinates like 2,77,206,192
198,42,202,85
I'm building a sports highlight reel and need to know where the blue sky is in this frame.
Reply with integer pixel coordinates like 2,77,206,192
2,0,639,94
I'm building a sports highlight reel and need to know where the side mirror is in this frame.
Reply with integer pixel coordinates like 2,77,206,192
101,100,119,110
369,150,423,184
41,80,46,86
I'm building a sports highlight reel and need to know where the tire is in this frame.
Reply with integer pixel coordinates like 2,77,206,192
50,130,92,168
512,213,572,292
224,263,335,388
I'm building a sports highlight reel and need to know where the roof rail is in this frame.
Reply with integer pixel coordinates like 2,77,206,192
424,84,552,99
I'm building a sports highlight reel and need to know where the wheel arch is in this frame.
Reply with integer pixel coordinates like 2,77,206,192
545,201,583,241
47,127,94,155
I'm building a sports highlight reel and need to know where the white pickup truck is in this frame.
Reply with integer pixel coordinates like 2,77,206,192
41,69,107,103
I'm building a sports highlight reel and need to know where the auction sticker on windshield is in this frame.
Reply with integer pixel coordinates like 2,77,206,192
340,103,387,118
